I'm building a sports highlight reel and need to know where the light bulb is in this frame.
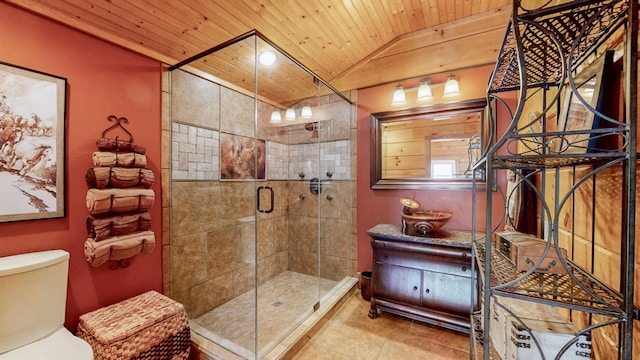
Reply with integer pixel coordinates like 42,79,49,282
259,51,276,66
301,106,312,119
285,108,296,121
391,85,406,106
270,110,281,123
416,80,433,102
443,74,460,97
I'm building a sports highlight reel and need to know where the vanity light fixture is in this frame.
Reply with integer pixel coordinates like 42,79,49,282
301,106,313,119
270,110,282,123
391,85,406,106
285,108,296,121
258,50,276,66
416,80,433,102
392,75,461,106
443,74,460,97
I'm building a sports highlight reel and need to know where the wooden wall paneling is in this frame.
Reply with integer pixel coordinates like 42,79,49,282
331,29,506,90
7,0,513,97
571,166,594,242
380,5,511,59
591,313,620,360
557,229,593,272
70,0,209,58
385,142,425,157
593,166,625,253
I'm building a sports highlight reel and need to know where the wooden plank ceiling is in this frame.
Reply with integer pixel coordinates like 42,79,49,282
6,0,512,107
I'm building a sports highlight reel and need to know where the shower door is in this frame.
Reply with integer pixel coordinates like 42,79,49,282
253,35,325,358
169,31,353,359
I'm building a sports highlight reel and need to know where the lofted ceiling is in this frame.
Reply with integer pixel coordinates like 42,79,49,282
6,0,513,106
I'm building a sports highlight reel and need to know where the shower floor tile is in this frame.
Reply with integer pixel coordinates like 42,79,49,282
190,271,339,358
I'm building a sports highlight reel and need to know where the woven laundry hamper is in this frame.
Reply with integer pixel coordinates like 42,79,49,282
77,290,190,360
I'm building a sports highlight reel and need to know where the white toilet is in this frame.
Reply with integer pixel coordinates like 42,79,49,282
0,250,94,359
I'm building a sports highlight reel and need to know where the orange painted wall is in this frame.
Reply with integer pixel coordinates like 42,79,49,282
356,66,509,272
0,3,163,331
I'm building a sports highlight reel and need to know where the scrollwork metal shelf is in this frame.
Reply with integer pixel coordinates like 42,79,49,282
471,312,501,360
490,153,625,169
476,0,637,358
474,241,630,318
489,0,628,93
473,152,626,171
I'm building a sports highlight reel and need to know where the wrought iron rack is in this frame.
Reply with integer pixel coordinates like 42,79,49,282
472,0,638,359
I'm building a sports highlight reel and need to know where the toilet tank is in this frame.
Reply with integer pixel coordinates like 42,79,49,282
0,250,70,354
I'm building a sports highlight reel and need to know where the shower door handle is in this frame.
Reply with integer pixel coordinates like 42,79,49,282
257,185,274,213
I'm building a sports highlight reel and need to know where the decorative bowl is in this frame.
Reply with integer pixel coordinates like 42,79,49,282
401,209,452,236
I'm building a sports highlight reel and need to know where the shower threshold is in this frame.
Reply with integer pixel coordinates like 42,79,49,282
190,271,358,359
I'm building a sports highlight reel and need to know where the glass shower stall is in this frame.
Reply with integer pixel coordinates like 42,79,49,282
166,31,355,359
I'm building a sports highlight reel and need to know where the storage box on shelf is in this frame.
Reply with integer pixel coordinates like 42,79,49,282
494,231,568,274
489,297,591,360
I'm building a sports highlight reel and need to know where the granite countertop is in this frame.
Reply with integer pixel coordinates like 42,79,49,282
367,223,483,249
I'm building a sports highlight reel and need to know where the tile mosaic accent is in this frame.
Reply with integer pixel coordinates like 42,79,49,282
266,141,288,180
288,140,350,181
171,122,219,180
172,121,351,182
320,140,350,180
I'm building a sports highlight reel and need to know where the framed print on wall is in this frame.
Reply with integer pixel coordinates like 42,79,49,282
555,51,613,154
0,62,67,222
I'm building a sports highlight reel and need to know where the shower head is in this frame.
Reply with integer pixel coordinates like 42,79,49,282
305,122,318,139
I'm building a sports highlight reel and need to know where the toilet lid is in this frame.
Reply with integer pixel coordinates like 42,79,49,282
0,327,93,360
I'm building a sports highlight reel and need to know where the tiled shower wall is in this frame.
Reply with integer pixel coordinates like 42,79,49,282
161,69,356,318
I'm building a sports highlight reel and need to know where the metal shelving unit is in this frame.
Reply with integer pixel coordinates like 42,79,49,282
473,1,637,359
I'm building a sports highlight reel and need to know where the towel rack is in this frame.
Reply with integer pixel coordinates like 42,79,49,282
101,115,134,143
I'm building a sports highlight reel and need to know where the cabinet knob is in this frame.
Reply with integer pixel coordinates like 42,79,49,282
413,286,418,291
425,288,430,294
462,266,467,272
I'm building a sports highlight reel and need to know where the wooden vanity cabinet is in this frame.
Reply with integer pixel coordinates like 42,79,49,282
367,226,478,334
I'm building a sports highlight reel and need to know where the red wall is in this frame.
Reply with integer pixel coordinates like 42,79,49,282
356,67,507,272
0,4,163,331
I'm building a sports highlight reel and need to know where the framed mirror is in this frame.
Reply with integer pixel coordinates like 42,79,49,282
370,98,488,190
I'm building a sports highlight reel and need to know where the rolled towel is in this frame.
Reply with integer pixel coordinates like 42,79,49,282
96,137,146,154
86,188,155,215
86,167,155,189
87,211,152,240
84,230,156,267
92,151,147,168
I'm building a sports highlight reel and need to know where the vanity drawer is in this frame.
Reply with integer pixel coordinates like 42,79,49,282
374,248,472,278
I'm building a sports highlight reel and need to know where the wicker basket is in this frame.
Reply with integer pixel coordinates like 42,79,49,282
77,290,190,360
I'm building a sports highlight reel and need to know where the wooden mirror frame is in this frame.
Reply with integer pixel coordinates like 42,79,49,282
370,98,488,190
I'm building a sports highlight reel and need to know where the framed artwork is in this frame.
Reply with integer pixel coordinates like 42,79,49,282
555,51,613,154
0,62,67,222
220,132,266,180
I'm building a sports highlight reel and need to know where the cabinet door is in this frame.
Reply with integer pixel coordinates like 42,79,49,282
373,262,422,307
422,269,474,316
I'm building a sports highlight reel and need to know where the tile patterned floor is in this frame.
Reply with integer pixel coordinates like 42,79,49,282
292,290,471,360
190,271,339,358
189,273,469,360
